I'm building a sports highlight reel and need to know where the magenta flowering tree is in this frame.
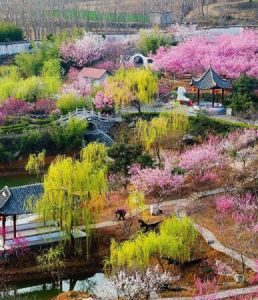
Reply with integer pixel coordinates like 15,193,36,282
216,195,234,216
0,98,32,117
0,111,6,125
194,277,218,297
7,236,30,257
153,30,258,78
129,164,184,205
93,91,114,113
33,99,56,114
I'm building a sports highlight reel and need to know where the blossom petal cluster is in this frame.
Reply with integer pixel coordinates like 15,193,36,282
129,164,184,197
93,91,114,110
179,136,225,174
153,30,258,78
61,32,107,66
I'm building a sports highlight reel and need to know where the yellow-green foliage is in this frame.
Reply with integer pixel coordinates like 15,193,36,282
107,68,158,112
128,191,146,211
80,142,108,168
136,106,189,157
106,216,197,271
36,245,64,272
56,93,89,114
0,65,61,103
160,105,189,137
25,149,46,177
138,27,171,55
33,143,108,254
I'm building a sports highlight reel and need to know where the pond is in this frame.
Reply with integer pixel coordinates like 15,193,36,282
2,273,111,300
0,175,38,188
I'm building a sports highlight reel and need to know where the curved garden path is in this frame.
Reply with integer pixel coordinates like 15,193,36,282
193,223,257,272
161,284,258,300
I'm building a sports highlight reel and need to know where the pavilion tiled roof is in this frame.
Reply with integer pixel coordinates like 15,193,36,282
190,67,232,90
0,183,43,216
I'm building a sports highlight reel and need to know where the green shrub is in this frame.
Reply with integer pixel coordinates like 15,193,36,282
108,143,154,176
0,143,12,165
0,22,23,42
230,75,258,113
56,93,90,114
138,27,172,55
189,114,251,137
15,51,44,77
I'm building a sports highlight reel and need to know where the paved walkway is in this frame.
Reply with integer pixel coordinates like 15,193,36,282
161,284,258,300
193,224,257,272
120,103,258,126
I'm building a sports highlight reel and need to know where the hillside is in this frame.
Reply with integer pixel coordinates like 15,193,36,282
186,0,258,25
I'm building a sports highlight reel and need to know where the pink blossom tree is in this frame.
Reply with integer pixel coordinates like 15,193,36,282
179,136,225,176
129,164,184,205
33,99,56,114
194,277,218,297
67,67,79,81
216,193,257,233
62,78,92,99
153,30,258,78
61,32,107,67
93,91,114,113
94,60,120,72
7,236,30,258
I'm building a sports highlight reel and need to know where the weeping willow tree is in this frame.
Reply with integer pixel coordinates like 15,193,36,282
32,142,108,255
106,68,158,114
25,149,46,177
136,105,189,160
105,215,197,272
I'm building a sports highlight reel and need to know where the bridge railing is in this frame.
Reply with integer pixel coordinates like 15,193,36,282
58,108,120,123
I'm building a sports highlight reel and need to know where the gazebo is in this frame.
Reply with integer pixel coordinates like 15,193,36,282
190,67,232,107
0,183,43,245
0,183,86,249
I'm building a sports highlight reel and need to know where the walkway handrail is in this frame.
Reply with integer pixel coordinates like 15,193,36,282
57,108,121,124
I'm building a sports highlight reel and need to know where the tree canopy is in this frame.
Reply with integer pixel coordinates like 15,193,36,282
32,142,108,254
106,216,197,271
106,68,158,114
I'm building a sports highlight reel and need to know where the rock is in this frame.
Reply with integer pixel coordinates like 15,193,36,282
233,274,243,283
208,240,215,245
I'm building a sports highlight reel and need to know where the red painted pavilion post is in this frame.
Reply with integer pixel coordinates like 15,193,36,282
2,216,6,245
197,88,200,105
212,89,215,107
221,89,224,105
13,215,17,238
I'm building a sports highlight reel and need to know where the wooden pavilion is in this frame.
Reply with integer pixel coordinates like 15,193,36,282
0,183,86,249
0,183,43,245
190,67,232,107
